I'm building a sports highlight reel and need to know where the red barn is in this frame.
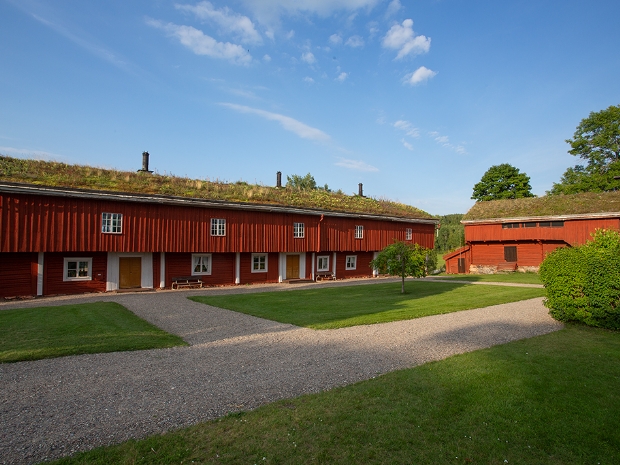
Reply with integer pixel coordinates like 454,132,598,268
444,191,620,274
0,181,437,298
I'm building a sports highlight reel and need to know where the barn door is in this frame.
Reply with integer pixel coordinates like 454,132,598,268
119,257,142,289
286,255,300,279
457,258,466,274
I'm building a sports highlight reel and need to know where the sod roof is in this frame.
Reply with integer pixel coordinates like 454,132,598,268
463,190,620,221
0,155,433,220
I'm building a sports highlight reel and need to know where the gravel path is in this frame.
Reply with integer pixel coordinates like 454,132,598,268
0,279,561,464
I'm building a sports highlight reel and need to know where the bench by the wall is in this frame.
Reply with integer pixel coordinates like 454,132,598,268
171,276,203,289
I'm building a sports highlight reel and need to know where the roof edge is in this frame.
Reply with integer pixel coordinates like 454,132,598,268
462,211,620,225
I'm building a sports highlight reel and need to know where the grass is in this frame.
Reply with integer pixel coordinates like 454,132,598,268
431,273,543,285
0,155,431,219
190,281,546,329
0,302,187,363
51,324,620,465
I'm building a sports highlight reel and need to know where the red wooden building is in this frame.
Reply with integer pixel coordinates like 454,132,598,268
444,192,620,274
0,182,437,298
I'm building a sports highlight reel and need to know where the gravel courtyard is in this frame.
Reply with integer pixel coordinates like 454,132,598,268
0,279,561,464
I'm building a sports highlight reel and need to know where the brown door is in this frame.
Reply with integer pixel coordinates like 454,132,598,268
457,258,466,274
119,257,142,289
286,255,300,279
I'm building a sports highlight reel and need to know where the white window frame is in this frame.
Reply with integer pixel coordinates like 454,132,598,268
101,213,122,234
346,255,357,270
63,257,93,281
406,228,412,240
191,254,212,276
317,255,330,272
293,222,305,238
211,218,226,236
355,225,363,239
252,253,268,273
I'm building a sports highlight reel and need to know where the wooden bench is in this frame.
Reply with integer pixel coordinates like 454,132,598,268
496,263,518,272
171,276,203,289
315,272,336,281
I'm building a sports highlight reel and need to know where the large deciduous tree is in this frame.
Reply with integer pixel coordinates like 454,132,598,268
550,104,620,194
471,164,535,201
370,241,428,294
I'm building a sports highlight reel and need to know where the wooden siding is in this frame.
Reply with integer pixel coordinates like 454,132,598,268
336,252,374,278
165,253,236,287
465,218,620,245
1,193,434,254
43,252,107,295
469,241,567,267
239,253,279,284
0,252,37,298
444,246,471,274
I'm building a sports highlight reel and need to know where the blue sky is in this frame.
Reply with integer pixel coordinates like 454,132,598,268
1,0,619,215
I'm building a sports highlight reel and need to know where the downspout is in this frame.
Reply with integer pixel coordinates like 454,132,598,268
317,214,324,253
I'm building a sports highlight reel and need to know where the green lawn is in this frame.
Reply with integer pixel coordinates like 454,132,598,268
191,281,546,329
0,302,187,363
432,273,543,285
52,324,620,465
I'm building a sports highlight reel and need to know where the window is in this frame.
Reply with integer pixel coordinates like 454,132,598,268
64,257,92,281
101,213,122,233
192,254,212,275
504,246,517,262
523,222,537,228
551,221,564,227
211,218,226,236
293,222,305,238
317,256,329,272
501,223,520,229
406,228,412,240
538,221,551,227
252,253,268,273
355,225,364,239
346,255,357,270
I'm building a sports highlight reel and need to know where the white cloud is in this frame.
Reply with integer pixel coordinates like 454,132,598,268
404,66,437,85
0,146,66,161
176,1,262,44
382,19,431,59
301,51,316,64
428,131,467,154
336,72,348,82
401,139,414,151
345,35,364,47
393,120,420,138
147,19,251,65
385,0,402,17
219,103,331,142
335,157,379,172
303,76,315,84
286,30,295,40
263,54,271,62
329,33,342,45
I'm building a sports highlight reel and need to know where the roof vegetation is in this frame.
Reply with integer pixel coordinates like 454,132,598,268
0,155,432,219
463,190,620,221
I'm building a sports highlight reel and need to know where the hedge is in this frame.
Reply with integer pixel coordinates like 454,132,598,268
539,229,620,330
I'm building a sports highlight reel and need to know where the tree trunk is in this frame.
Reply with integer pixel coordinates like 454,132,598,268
401,259,405,293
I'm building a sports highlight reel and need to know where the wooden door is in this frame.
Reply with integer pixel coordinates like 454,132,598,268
286,255,300,279
119,257,142,289
457,258,466,274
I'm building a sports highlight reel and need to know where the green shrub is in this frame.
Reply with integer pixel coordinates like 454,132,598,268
540,229,620,329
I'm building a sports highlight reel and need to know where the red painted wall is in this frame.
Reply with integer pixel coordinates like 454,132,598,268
43,252,107,295
336,252,374,278
239,253,279,284
0,252,37,298
165,253,235,287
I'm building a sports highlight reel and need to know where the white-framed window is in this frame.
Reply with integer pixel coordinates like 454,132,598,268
346,255,357,270
406,228,412,240
252,253,268,273
64,257,93,281
355,225,363,239
211,218,226,236
317,255,329,272
192,254,212,275
293,222,305,238
101,213,122,234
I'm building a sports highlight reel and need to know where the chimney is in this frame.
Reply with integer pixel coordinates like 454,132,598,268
276,171,282,188
138,151,153,173
358,183,364,197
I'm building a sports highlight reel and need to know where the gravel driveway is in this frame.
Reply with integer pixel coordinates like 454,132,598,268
0,279,561,465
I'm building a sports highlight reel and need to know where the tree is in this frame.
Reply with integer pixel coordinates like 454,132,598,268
549,104,620,194
370,241,428,294
285,173,331,191
434,214,465,253
471,164,535,201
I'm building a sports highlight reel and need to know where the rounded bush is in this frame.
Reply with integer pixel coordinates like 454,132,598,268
540,229,620,330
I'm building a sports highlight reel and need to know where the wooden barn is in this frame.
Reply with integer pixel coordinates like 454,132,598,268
0,157,437,298
444,191,620,274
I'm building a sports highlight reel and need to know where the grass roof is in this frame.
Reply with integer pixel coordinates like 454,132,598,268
0,156,432,220
463,191,620,221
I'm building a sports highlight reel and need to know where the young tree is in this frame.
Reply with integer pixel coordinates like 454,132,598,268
549,104,620,194
286,173,317,190
370,241,428,294
471,164,535,201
